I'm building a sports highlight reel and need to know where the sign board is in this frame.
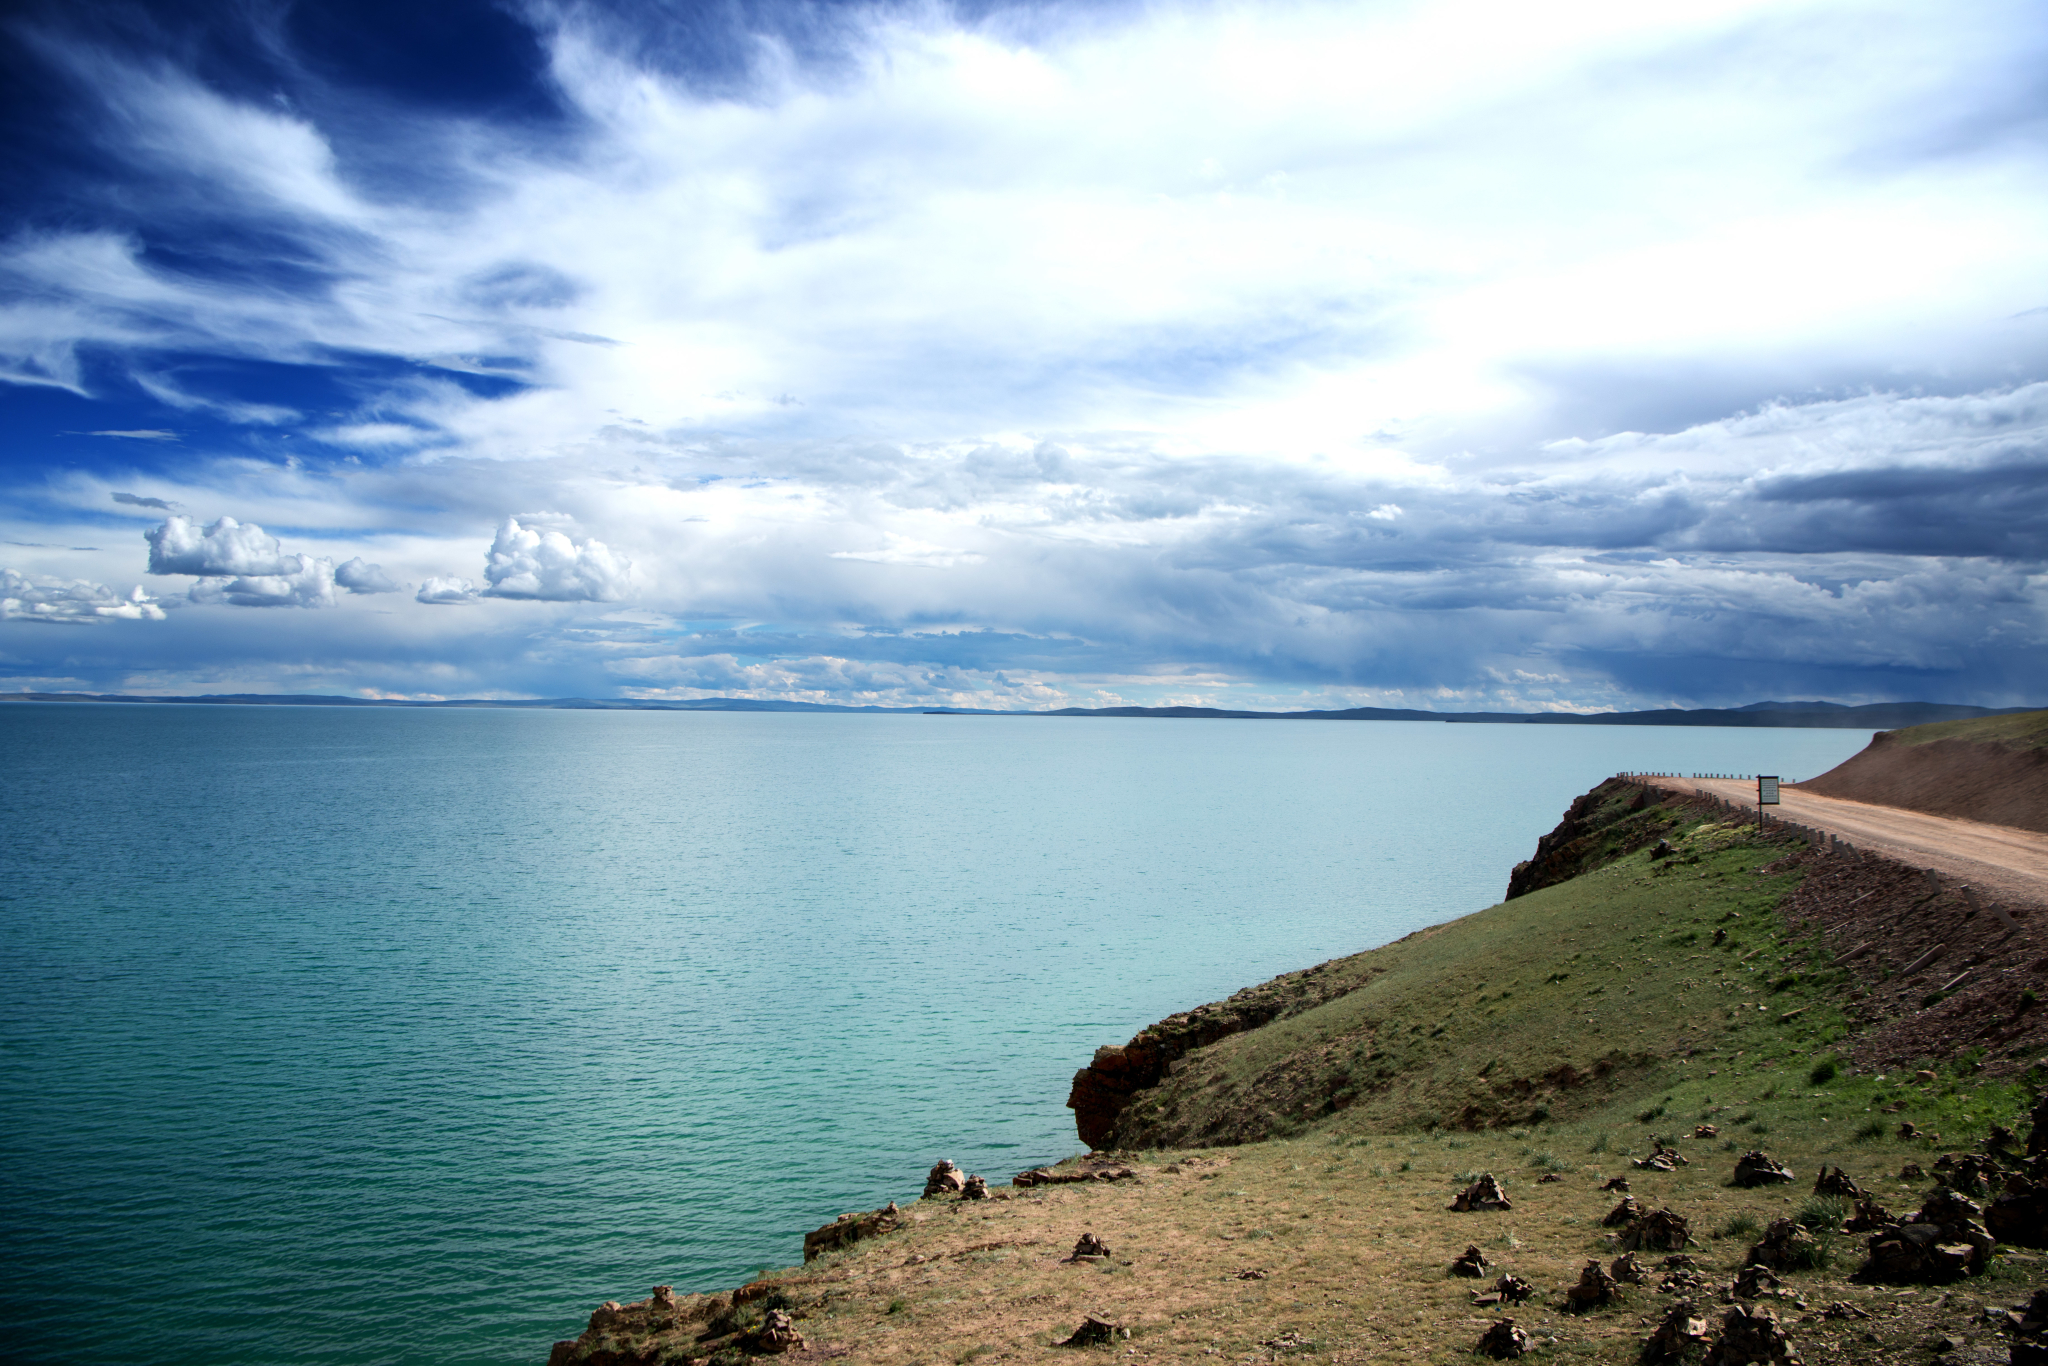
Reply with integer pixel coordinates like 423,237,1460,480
1758,776,1780,805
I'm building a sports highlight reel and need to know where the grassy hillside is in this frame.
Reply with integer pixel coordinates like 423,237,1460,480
1885,707,2048,750
1102,784,1850,1148
543,781,2048,1366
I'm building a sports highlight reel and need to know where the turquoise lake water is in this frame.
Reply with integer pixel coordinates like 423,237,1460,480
0,705,1874,1365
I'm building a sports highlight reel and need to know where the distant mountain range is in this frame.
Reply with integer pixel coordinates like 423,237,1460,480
4,692,2039,729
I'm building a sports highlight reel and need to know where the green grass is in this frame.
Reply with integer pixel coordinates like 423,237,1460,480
1886,708,2048,750
1107,802,1844,1146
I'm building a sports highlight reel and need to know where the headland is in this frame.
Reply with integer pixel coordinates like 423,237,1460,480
542,712,2048,1366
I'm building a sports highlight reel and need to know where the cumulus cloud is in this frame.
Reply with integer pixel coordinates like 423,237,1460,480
335,558,400,594
186,558,338,609
145,516,299,577
480,517,631,602
1,568,165,623
416,576,479,605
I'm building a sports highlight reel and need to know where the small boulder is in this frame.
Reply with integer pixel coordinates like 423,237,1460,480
741,1309,806,1355
963,1174,990,1200
924,1160,967,1197
1642,1300,1711,1362
1067,1232,1112,1262
1538,1172,1564,1184
1730,1263,1787,1300
1843,1197,1895,1233
1619,1208,1693,1253
1745,1218,1819,1271
1603,1195,1647,1228
1610,1251,1650,1284
1704,1304,1797,1366
1901,1162,1926,1180
1813,1166,1864,1198
1858,1188,1995,1283
1988,1175,2048,1247
1450,1245,1492,1278
1564,1258,1623,1312
1634,1145,1686,1172
1494,1272,1535,1303
1601,1176,1633,1193
1451,1173,1513,1211
1733,1150,1795,1187
1476,1318,1534,1359
1059,1315,1119,1348
1694,1124,1719,1139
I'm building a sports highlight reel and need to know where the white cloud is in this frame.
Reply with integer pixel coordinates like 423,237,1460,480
188,558,338,609
480,517,631,602
145,516,298,576
3,3,2047,704
416,576,479,605
1,568,165,623
335,558,400,594
828,534,985,568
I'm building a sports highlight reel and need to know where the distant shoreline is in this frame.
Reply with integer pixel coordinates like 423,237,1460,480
3,691,2038,730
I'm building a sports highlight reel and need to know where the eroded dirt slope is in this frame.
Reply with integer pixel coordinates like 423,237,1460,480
1797,712,2048,835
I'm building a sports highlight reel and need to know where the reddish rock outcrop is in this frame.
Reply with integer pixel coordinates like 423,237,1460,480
803,1201,904,1262
1064,962,1371,1147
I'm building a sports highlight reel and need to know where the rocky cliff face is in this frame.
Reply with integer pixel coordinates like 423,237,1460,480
1065,957,1374,1147
1503,778,1682,900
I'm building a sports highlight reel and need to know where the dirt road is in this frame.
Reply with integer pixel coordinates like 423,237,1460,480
1643,775,2048,909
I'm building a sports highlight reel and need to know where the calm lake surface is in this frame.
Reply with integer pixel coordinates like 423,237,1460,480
0,705,1872,1365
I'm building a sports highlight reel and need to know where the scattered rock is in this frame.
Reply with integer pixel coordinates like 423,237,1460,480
1059,1315,1119,1348
1538,1172,1564,1184
1564,1258,1624,1312
1987,1123,2022,1155
1610,1251,1650,1284
1643,1300,1711,1361
1745,1218,1820,1271
1066,1232,1113,1262
1013,1157,1140,1187
1858,1188,1995,1283
1844,1197,1896,1233
1635,1145,1687,1172
1901,1163,1926,1180
963,1175,990,1200
741,1309,807,1355
924,1160,968,1197
1934,1152,2003,1196
1734,1150,1796,1187
1235,1268,1268,1281
1814,1166,1865,1199
1820,1301,1869,1320
1619,1208,1694,1253
1450,1245,1492,1278
1601,1176,1633,1193
1730,1263,1788,1300
1914,1070,1939,1084
1899,1121,1922,1139
803,1202,904,1262
1477,1318,1535,1359
1451,1173,1513,1211
1604,1196,1647,1227
1493,1272,1535,1304
1694,1124,1720,1139
1704,1303,1798,1366
1988,1175,2048,1247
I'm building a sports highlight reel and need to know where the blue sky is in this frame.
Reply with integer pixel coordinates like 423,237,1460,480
3,0,2047,709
